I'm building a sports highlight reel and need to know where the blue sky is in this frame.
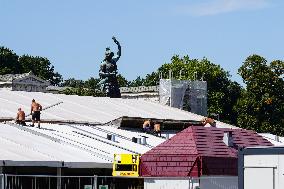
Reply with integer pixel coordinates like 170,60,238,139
1,0,283,84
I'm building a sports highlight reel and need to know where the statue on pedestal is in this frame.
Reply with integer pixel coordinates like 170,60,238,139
99,36,121,98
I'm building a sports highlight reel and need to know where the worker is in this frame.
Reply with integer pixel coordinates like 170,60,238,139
30,99,42,128
201,117,216,127
153,122,162,137
15,108,26,126
142,119,152,133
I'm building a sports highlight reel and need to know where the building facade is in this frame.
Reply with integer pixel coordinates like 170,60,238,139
120,79,208,116
0,72,50,92
120,86,159,102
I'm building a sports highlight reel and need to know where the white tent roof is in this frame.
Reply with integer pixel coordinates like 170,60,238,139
0,122,166,168
259,133,284,146
0,90,235,128
0,90,283,168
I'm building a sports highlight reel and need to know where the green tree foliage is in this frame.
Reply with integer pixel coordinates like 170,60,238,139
117,74,129,87
19,55,62,85
61,77,105,97
0,46,62,85
61,87,105,97
61,78,85,88
236,55,284,135
129,76,145,87
0,47,21,74
143,72,159,86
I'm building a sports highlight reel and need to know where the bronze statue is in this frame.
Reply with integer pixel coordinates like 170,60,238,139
99,36,121,98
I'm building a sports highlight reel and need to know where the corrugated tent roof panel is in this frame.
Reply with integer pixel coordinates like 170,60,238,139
0,137,57,161
26,123,152,156
0,90,237,128
0,123,108,163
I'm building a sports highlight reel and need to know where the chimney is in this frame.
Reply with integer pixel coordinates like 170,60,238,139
223,131,234,147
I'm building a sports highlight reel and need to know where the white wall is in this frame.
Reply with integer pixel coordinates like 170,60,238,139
244,154,284,189
144,178,197,189
144,177,238,189
200,176,238,189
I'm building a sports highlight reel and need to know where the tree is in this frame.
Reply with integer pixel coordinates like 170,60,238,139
117,74,129,87
0,47,62,85
19,55,62,85
236,54,284,135
151,55,242,124
60,77,106,97
144,72,159,86
129,76,145,87
61,86,105,97
0,47,21,74
84,77,102,89
61,78,85,88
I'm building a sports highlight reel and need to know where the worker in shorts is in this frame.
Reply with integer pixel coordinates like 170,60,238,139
30,99,42,128
15,108,26,126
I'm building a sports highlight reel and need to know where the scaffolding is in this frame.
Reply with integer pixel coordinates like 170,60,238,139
159,79,207,116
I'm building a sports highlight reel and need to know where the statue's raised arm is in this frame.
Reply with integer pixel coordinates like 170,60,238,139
112,36,121,62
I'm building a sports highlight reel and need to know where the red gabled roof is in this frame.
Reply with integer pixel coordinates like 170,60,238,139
140,126,273,177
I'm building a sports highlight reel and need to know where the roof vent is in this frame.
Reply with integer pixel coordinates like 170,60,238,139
107,134,116,142
141,136,148,145
223,131,234,147
111,134,116,142
107,134,112,140
166,133,170,140
132,137,137,143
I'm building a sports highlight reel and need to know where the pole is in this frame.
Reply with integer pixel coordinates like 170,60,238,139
26,101,64,118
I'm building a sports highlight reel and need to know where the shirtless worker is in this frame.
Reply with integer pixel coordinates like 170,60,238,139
153,122,162,137
15,108,26,126
201,117,216,127
30,99,42,128
142,119,152,133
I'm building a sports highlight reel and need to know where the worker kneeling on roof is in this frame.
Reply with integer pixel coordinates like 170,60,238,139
142,119,152,133
15,108,26,126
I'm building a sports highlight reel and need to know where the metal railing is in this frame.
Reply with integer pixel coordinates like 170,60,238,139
0,174,238,189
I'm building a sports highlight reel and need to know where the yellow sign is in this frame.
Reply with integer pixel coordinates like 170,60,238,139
112,154,140,177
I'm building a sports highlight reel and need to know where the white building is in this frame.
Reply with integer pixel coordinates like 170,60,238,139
120,86,159,102
0,71,50,92
239,146,284,189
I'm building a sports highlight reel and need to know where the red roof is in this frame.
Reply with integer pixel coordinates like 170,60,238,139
140,126,272,177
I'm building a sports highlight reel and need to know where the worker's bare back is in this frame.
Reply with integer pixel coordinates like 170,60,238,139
17,111,25,120
31,102,42,112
